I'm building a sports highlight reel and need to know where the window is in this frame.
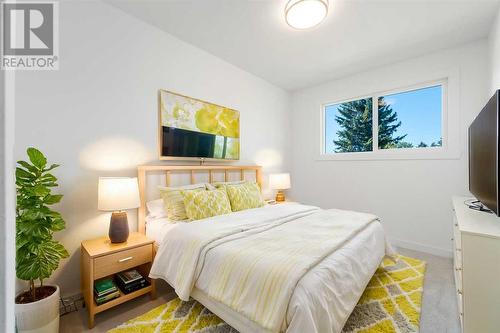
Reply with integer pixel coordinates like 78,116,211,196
324,97,373,153
378,85,442,150
323,83,444,156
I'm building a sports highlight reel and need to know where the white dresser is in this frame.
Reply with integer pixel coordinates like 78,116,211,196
452,196,500,333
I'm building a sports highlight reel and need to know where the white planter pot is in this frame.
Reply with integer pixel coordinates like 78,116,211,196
15,285,60,333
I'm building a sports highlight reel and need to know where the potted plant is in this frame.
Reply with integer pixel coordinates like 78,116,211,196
15,148,69,333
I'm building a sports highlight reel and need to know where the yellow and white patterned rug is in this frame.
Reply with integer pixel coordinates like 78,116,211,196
108,255,425,333
342,255,425,333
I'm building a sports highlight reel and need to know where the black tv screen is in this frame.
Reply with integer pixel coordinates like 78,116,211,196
161,126,217,158
469,90,500,215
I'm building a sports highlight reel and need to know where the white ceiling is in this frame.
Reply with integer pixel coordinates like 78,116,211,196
107,0,500,91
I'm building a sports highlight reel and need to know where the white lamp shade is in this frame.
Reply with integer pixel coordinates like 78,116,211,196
98,177,140,211
269,173,291,190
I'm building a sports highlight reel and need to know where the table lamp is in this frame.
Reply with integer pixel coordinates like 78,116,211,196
269,173,291,202
98,177,140,243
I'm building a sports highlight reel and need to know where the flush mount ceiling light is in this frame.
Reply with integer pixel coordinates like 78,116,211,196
285,0,329,30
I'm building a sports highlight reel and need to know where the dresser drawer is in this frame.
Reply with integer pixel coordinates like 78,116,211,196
94,244,152,279
457,292,463,324
453,241,462,270
453,215,461,249
454,261,463,293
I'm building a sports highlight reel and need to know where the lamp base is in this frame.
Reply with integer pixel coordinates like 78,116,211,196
109,211,129,243
275,190,286,202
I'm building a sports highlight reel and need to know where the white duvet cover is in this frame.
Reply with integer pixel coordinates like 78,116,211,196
150,204,394,333
145,216,178,244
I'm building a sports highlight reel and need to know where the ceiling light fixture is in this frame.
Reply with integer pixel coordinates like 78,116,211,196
285,0,329,30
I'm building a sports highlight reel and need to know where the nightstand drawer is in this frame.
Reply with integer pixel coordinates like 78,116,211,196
94,245,152,279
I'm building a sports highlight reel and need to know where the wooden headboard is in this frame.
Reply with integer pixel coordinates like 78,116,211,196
137,165,262,234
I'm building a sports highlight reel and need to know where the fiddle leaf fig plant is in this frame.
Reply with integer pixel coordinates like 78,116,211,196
16,147,69,302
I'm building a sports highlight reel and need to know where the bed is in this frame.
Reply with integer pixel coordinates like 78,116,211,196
137,165,394,333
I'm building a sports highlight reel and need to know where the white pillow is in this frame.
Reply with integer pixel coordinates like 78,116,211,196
146,199,167,218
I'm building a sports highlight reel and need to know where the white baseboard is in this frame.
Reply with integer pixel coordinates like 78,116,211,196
390,238,452,258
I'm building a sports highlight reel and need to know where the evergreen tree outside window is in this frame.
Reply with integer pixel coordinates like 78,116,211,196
323,84,443,154
325,98,373,153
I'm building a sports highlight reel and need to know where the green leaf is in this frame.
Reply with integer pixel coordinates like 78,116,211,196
17,161,38,174
51,217,66,231
40,173,57,182
27,148,47,170
44,194,63,205
47,210,62,219
33,185,50,197
16,239,68,281
15,236,30,251
44,164,59,172
16,167,34,180
17,219,51,237
20,210,45,221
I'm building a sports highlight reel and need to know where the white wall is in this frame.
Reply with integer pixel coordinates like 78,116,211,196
290,41,489,257
14,1,290,296
489,5,500,94
1,65,16,332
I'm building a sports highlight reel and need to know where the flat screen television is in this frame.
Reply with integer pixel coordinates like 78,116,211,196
469,90,500,215
158,89,240,161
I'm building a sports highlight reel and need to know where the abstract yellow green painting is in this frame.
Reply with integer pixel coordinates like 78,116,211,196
159,90,240,160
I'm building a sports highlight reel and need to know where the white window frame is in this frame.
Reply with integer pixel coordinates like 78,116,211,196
318,77,458,160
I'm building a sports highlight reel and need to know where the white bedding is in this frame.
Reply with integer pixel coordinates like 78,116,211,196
145,216,178,244
149,204,394,333
145,204,288,244
145,204,300,245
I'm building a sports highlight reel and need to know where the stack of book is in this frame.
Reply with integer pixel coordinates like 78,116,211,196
115,269,150,294
94,279,120,305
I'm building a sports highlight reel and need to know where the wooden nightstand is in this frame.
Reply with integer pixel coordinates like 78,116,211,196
81,232,156,328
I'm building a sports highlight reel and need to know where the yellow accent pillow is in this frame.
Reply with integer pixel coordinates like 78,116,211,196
182,189,232,221
159,184,206,221
211,180,246,191
226,182,264,212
